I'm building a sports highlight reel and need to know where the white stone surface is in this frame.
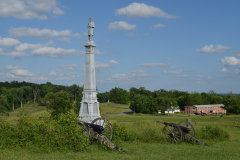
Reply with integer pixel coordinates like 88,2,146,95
79,19,101,123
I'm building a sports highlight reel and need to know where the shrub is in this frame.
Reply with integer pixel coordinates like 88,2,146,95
196,125,230,141
112,123,135,143
0,112,89,152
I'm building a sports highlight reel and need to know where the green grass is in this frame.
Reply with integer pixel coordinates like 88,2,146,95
0,104,240,160
99,102,130,116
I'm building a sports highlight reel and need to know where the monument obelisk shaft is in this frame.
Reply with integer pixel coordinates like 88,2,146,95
79,18,101,123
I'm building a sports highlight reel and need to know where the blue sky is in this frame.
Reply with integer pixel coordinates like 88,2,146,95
0,0,240,93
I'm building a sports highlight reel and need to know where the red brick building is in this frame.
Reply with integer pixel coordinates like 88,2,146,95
185,104,226,114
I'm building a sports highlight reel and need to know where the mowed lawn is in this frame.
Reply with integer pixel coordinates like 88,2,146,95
0,104,240,160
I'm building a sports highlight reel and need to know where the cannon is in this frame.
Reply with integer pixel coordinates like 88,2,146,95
78,117,125,152
156,121,208,146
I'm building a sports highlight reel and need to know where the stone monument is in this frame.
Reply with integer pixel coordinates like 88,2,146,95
78,18,101,123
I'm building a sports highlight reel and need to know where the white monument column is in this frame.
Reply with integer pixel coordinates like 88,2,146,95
79,18,101,123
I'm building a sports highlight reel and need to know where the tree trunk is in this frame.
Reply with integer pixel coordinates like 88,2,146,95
21,101,22,108
12,102,14,111
75,93,76,101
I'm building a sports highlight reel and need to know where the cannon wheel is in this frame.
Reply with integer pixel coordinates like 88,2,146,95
162,123,183,144
177,121,195,137
91,117,113,141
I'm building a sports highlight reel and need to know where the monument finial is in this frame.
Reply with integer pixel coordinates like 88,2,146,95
88,18,95,41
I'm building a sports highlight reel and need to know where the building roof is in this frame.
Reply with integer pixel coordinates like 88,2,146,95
184,104,225,108
194,104,224,108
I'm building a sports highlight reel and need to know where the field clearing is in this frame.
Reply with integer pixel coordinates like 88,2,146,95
0,104,240,160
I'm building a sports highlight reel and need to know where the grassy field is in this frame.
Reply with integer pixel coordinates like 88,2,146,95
0,103,240,160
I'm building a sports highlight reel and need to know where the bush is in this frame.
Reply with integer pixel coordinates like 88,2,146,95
112,123,135,143
0,112,89,152
196,125,230,141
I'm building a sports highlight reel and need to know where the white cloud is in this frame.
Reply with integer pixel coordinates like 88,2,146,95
52,7,64,15
208,76,213,79
233,69,240,74
164,58,172,60
219,67,228,72
178,75,188,77
9,27,79,39
221,56,240,66
31,47,84,58
108,21,136,30
58,37,71,43
0,0,64,20
163,70,182,74
95,62,109,70
5,65,34,76
72,33,81,38
115,3,179,19
100,70,149,84
111,74,128,79
55,76,72,80
58,64,78,70
95,49,107,55
15,43,42,52
198,75,204,78
196,44,230,53
0,48,27,57
141,63,167,67
46,40,55,46
109,60,119,64
153,23,166,29
0,37,20,46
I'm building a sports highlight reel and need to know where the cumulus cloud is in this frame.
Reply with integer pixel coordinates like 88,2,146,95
208,76,213,79
58,64,78,70
95,49,107,55
196,44,230,53
153,23,166,29
95,62,109,70
221,56,240,66
9,27,79,39
141,63,167,67
219,67,228,72
233,69,240,74
0,0,64,20
164,58,172,60
15,43,41,52
109,60,119,64
5,65,34,76
58,37,71,43
163,70,182,74
108,21,136,30
0,48,27,57
31,47,84,58
115,3,179,19
0,37,20,46
46,40,55,46
178,75,188,77
100,70,149,84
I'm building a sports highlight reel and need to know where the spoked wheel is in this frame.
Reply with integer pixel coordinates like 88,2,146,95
177,121,195,137
162,123,183,144
91,117,113,141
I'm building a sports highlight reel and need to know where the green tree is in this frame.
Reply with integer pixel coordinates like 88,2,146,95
223,92,240,114
32,84,40,104
42,85,53,104
0,94,8,113
8,88,18,111
190,92,203,105
46,90,74,119
130,94,158,114
17,87,24,108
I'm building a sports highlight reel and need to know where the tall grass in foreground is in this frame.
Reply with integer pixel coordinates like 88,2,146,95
0,112,89,153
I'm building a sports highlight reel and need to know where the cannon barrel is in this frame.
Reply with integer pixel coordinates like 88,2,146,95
78,122,105,133
163,122,190,133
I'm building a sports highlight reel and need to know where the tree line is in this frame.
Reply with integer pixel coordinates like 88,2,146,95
98,87,240,114
0,81,83,113
1,81,240,114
